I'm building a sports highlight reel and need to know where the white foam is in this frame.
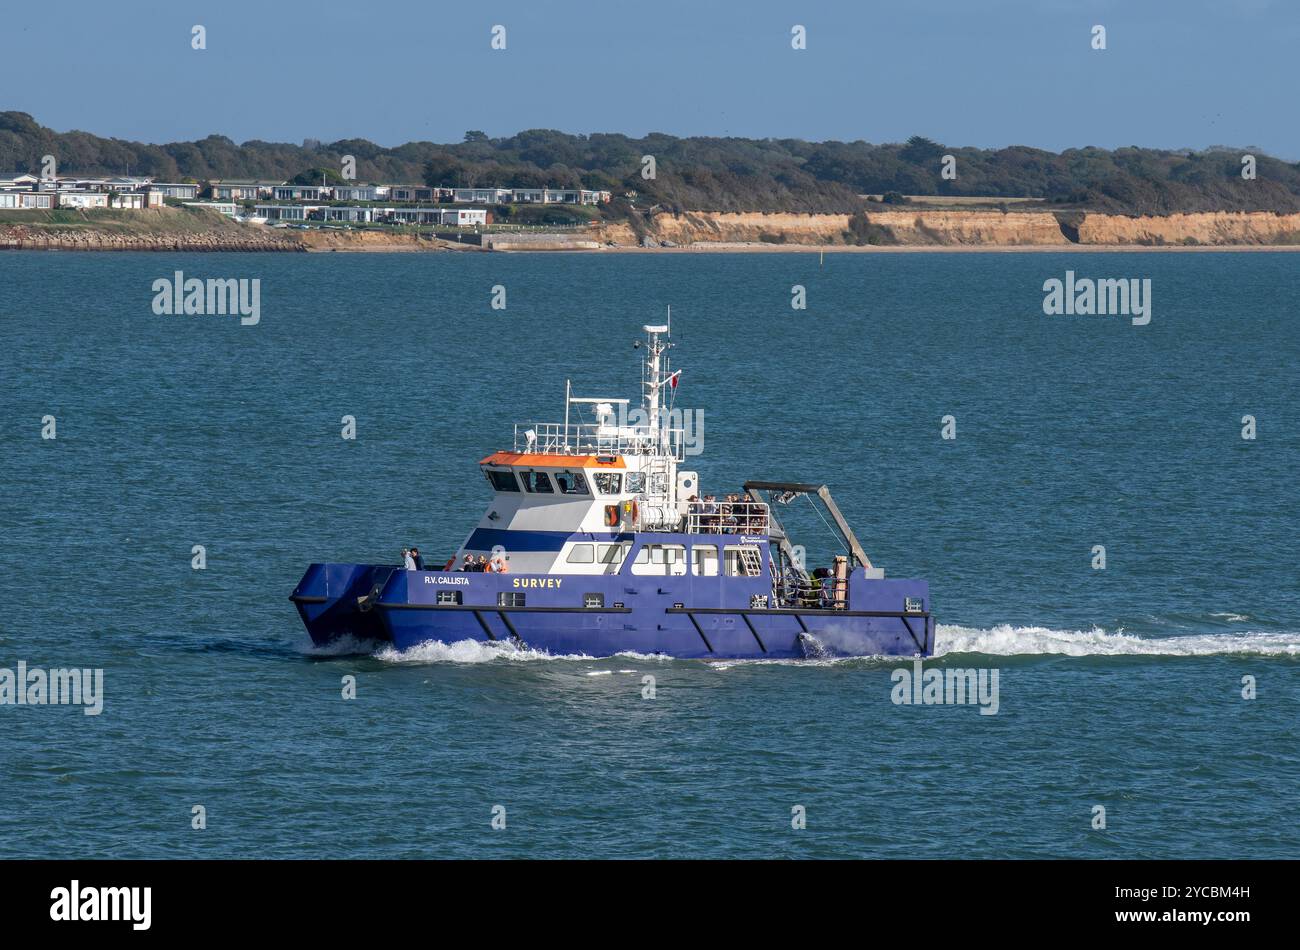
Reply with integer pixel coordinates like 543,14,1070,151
362,625,1298,667
934,623,1299,657
374,639,588,664
295,633,387,657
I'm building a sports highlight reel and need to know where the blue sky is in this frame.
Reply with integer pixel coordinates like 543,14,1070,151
5,0,1298,156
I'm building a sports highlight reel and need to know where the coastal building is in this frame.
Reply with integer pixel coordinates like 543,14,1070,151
272,184,329,201
507,187,610,205
452,187,512,204
388,185,435,203
387,207,445,225
439,208,488,226
210,180,282,200
110,192,147,209
0,191,56,209
183,200,238,218
332,184,379,202
254,204,312,221
57,192,109,209
148,182,200,199
0,173,40,189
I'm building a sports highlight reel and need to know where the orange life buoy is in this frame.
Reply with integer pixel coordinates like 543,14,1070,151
630,499,639,523
604,505,619,527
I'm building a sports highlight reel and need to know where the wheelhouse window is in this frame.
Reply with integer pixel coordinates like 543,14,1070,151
498,592,525,607
436,590,463,605
566,543,595,563
554,470,590,495
583,593,604,609
593,472,622,495
625,472,646,493
521,471,554,493
486,469,520,492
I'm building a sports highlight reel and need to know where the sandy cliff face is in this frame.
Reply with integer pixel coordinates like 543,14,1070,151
1074,211,1300,245
866,210,1068,245
595,209,1300,247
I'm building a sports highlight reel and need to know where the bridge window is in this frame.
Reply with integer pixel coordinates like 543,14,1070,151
566,544,595,563
625,472,646,493
486,469,520,492
691,544,719,576
593,472,622,495
554,470,589,495
521,471,554,493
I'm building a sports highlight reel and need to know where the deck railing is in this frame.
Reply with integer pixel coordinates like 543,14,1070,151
683,501,769,535
514,422,685,460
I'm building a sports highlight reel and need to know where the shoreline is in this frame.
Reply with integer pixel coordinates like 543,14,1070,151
8,236,1300,254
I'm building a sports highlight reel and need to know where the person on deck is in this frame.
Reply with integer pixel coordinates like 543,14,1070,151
402,549,416,571
411,547,425,571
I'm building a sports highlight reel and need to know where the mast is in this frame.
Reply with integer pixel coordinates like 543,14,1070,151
563,378,571,453
641,320,671,456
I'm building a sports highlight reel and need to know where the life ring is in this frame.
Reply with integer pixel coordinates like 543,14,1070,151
628,499,639,523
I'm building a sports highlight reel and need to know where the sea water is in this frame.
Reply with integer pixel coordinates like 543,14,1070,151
0,250,1295,858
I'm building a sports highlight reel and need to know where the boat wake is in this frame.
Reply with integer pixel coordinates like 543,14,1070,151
372,639,678,665
934,623,1299,658
324,624,1298,667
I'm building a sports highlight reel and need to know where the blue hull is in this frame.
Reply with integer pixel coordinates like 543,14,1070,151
291,559,933,660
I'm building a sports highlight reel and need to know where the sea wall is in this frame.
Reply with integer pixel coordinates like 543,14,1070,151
0,225,301,251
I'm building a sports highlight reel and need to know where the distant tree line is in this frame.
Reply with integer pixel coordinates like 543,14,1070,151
3,112,1298,215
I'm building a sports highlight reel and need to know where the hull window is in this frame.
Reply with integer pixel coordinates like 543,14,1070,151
566,544,595,563
632,543,687,576
692,544,719,576
436,590,463,605
498,592,526,607
583,593,605,609
723,545,764,577
598,544,627,566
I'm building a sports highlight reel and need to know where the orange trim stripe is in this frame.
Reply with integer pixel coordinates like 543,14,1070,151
480,451,625,468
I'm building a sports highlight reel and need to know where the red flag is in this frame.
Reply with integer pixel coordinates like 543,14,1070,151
668,370,681,389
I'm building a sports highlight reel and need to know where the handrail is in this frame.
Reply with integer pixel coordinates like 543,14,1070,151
513,421,686,459
683,501,769,535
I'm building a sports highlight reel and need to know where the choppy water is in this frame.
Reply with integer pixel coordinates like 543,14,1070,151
1,250,1296,858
